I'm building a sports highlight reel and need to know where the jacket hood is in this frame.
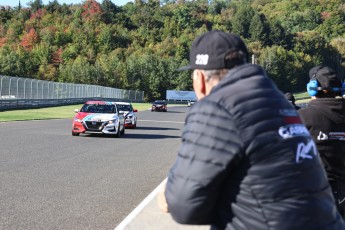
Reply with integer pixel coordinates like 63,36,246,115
213,64,267,91
308,98,345,124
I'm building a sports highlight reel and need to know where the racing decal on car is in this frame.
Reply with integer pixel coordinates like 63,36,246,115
83,114,115,122
317,131,345,141
278,124,310,139
295,140,317,163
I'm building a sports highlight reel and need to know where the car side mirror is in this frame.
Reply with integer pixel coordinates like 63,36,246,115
133,109,138,112
74,109,79,113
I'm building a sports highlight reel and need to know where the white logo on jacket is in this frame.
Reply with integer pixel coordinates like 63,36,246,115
317,131,345,141
317,131,328,140
296,140,317,163
279,124,309,139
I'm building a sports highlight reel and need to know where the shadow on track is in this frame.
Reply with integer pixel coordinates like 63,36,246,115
77,133,181,139
151,110,185,114
134,126,180,131
121,133,181,139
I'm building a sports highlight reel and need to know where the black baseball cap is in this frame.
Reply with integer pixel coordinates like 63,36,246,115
309,66,342,89
178,30,249,71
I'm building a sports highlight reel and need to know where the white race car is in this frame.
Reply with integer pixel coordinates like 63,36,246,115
72,101,125,137
116,102,138,128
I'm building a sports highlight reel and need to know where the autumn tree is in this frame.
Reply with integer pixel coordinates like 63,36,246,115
0,0,344,97
81,0,103,22
21,28,39,50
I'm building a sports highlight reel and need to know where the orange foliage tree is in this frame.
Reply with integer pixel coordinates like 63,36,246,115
21,28,39,50
81,0,103,21
0,37,7,47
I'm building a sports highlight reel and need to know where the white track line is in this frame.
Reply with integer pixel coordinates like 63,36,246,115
114,178,168,230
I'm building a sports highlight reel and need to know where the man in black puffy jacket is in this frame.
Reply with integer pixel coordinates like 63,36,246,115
158,31,345,229
298,66,345,219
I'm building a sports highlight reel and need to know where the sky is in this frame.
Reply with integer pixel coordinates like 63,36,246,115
0,0,133,8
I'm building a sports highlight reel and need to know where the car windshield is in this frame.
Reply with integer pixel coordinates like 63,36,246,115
80,104,115,113
117,104,132,111
154,101,166,105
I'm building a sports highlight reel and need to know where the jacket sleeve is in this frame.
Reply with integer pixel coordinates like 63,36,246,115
165,100,243,225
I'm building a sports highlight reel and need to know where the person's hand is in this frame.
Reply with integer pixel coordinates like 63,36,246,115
157,181,169,213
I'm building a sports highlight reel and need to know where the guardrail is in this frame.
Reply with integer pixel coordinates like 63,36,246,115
0,98,144,111
0,75,145,111
0,75,144,100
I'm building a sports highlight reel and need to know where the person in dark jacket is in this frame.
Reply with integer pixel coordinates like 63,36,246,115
158,30,345,229
298,65,345,218
284,92,301,110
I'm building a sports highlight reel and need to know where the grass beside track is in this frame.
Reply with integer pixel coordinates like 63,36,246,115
0,103,153,122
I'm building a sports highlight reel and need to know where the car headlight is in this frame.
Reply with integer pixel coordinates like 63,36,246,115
127,115,133,119
108,119,117,124
74,118,83,122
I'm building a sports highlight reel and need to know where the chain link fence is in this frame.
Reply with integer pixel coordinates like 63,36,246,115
0,76,144,110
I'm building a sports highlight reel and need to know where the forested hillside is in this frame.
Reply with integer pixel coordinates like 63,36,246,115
0,0,344,101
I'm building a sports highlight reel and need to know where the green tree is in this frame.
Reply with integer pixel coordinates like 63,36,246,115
249,13,269,45
258,45,313,92
231,2,254,38
0,6,13,24
0,0,344,97
330,38,345,78
293,31,330,65
31,42,50,66
208,0,227,15
268,19,290,47
318,9,345,40
46,0,62,14
175,59,193,91
29,0,43,11
0,45,36,78
58,55,97,84
101,0,120,23
95,52,127,88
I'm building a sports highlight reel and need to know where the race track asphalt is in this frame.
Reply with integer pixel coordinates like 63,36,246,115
0,105,187,230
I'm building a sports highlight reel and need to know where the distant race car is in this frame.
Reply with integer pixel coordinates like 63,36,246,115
116,102,138,128
151,100,167,112
187,100,196,107
72,101,125,137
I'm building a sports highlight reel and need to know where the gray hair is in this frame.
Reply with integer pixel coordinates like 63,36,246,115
203,69,229,82
203,50,247,81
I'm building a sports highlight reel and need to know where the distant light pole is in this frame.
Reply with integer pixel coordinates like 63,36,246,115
251,54,257,64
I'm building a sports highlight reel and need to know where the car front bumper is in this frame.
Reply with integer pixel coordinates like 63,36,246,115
72,121,120,134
